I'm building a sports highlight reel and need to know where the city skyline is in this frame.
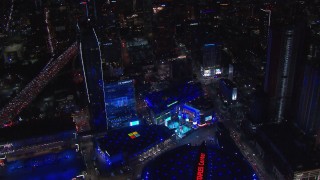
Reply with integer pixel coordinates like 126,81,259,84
0,0,319,179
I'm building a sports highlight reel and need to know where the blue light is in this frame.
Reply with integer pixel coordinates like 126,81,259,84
183,104,200,114
205,115,212,121
145,98,153,107
165,117,171,121
130,120,139,126
167,101,178,107
200,9,215,14
205,44,216,46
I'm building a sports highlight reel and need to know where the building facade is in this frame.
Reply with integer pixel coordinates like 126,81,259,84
104,79,137,129
264,23,307,123
296,63,320,134
201,43,222,77
79,23,107,130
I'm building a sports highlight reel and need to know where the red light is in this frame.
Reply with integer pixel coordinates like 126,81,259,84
3,121,13,127
198,123,207,127
0,160,5,167
196,153,206,180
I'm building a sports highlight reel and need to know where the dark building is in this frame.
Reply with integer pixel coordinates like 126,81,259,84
95,125,174,170
264,22,307,123
83,0,97,20
296,62,320,135
145,82,203,115
79,22,107,130
255,124,320,179
219,78,237,102
171,58,193,81
126,37,154,66
201,43,222,77
259,8,271,52
202,43,221,68
249,89,268,125
134,0,153,38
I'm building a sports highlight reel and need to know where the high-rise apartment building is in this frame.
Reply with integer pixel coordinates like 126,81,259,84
296,63,320,134
264,22,307,123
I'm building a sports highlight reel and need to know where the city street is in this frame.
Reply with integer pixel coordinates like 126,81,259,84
206,79,272,180
0,42,79,126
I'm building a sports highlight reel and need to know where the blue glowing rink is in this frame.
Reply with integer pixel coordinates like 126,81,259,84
0,149,85,180
141,143,258,180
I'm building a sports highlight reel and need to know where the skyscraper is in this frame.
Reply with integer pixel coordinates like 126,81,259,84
202,43,221,68
134,0,153,38
264,22,307,123
296,63,320,134
202,43,222,77
79,22,107,130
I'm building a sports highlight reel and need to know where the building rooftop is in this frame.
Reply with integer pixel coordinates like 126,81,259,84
1,149,85,180
141,142,257,180
220,78,236,89
256,123,320,175
96,125,174,157
4,43,23,52
187,97,214,112
145,82,203,114
0,118,75,144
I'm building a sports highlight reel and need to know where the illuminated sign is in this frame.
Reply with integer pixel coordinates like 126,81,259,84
198,123,207,127
229,64,233,74
102,43,112,46
204,43,215,47
196,153,206,180
177,55,186,59
232,88,237,100
215,68,222,75
0,155,6,167
128,131,140,139
167,101,178,107
0,159,4,166
205,116,212,121
118,80,133,85
203,69,211,77
164,116,171,126
130,120,139,126
127,38,148,47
